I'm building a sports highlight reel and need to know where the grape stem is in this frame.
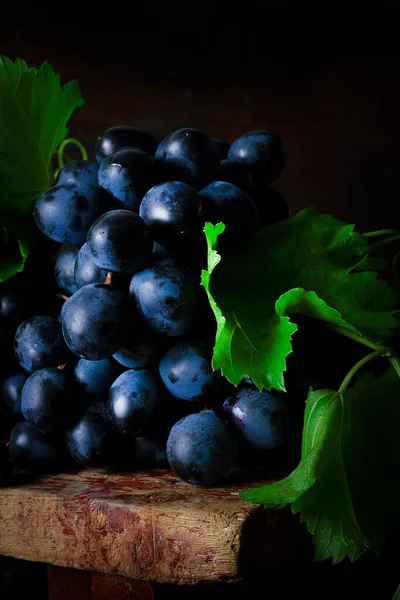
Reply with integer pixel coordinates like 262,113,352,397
56,293,69,302
57,138,89,169
362,229,400,239
338,348,388,393
370,234,400,250
388,355,400,378
329,324,400,385
105,272,113,285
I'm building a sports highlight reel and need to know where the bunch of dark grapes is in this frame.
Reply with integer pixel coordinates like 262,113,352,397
0,126,297,487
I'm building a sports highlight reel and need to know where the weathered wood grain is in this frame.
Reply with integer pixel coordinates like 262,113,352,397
0,469,310,584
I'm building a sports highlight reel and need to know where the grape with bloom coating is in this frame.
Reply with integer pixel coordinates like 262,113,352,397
57,160,99,188
166,410,238,486
96,125,158,162
98,148,156,212
228,130,286,186
14,316,69,373
155,128,220,189
74,242,108,289
9,421,69,473
66,404,116,468
139,182,204,251
159,340,229,402
74,358,122,396
62,283,133,360
87,210,153,273
55,244,79,296
2,373,27,414
222,387,293,449
108,369,166,434
199,181,259,241
21,367,77,432
129,258,198,336
34,183,105,245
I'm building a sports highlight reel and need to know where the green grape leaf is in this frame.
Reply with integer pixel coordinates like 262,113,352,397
202,210,399,391
241,369,400,563
0,216,36,283
0,56,83,282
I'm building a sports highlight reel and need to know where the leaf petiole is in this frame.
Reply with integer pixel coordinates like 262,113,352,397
338,348,388,393
370,234,400,250
362,229,400,239
388,355,400,379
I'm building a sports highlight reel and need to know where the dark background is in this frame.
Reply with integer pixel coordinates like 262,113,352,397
1,3,400,598
2,3,400,230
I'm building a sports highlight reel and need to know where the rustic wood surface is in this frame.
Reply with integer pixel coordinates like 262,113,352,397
0,468,310,585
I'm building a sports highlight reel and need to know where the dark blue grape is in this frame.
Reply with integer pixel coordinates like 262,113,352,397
155,128,220,189
108,369,166,434
14,316,69,373
74,358,122,396
98,148,155,212
9,421,69,473
34,182,106,245
95,126,158,163
2,373,27,414
227,130,286,186
152,242,170,262
222,388,293,449
166,410,238,486
87,210,153,274
74,242,108,289
139,182,204,251
62,283,133,360
252,187,291,226
131,434,168,468
21,367,77,432
66,404,115,467
212,138,230,161
54,244,80,296
57,160,99,188
129,258,198,336
199,181,259,241
159,340,229,402
113,328,169,369
114,432,168,470
218,159,256,197
0,282,31,330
